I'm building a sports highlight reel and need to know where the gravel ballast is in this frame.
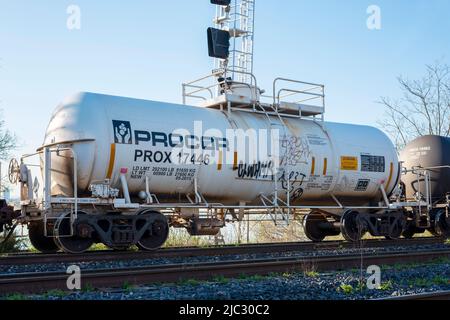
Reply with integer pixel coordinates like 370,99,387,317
7,260,450,300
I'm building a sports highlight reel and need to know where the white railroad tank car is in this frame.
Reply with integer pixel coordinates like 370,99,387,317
47,92,399,206
8,91,406,253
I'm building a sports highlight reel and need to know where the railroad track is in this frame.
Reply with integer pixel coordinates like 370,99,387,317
0,237,445,266
377,290,450,300
1,247,449,295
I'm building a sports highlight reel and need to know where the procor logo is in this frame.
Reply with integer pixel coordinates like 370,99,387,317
113,120,132,144
112,120,228,150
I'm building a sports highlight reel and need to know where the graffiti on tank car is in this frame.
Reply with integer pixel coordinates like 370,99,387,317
279,171,307,201
236,161,274,181
280,136,311,166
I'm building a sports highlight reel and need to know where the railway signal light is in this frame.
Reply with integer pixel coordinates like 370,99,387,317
207,27,230,59
210,0,231,6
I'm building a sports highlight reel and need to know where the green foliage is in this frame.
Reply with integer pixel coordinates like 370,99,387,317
304,271,319,278
82,283,94,292
338,283,354,295
356,281,366,292
89,243,109,251
212,275,229,284
431,276,448,286
5,293,27,300
379,281,394,291
179,278,201,286
0,233,25,253
246,274,267,281
406,275,449,288
122,281,136,292
163,228,212,248
44,289,67,298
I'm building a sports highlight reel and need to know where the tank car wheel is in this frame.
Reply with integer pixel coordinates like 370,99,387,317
434,209,450,238
28,221,59,253
402,222,416,239
136,211,169,251
8,158,20,184
54,212,94,254
302,212,327,242
385,225,403,240
340,210,366,242
385,218,404,240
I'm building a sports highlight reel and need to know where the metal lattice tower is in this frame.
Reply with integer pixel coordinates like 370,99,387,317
213,0,255,84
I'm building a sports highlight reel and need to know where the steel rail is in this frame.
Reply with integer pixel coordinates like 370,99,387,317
0,248,449,295
376,290,450,301
0,237,445,266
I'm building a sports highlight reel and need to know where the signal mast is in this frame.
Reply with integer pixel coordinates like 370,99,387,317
211,0,255,85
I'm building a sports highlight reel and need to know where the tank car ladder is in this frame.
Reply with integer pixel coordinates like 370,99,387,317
255,100,293,226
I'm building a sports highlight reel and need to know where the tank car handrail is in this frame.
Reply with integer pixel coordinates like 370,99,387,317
183,83,214,98
272,78,325,120
36,138,95,152
273,77,325,104
182,69,259,105
405,165,450,174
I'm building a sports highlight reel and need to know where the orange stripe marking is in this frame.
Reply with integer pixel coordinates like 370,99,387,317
106,143,116,179
217,151,223,171
311,157,316,175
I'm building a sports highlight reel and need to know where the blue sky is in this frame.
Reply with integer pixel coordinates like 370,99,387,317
0,0,449,160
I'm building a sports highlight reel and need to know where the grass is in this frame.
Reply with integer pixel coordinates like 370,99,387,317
82,283,95,292
43,289,68,298
304,271,319,278
386,257,449,272
5,293,28,300
122,282,136,292
406,276,449,288
338,284,354,295
379,280,394,291
0,233,25,254
212,275,230,284
89,243,109,251
179,278,202,286
163,228,212,248
246,274,267,281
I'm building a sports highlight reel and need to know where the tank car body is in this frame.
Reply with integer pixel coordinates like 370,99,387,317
399,136,450,238
45,92,399,207
7,90,414,253
400,135,450,202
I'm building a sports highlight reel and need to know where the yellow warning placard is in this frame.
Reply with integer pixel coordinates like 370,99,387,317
340,156,358,171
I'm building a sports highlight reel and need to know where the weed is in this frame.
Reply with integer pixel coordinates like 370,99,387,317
179,278,201,286
82,283,95,292
379,281,394,291
44,289,67,298
213,275,229,284
338,283,354,295
5,293,28,300
304,271,319,278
